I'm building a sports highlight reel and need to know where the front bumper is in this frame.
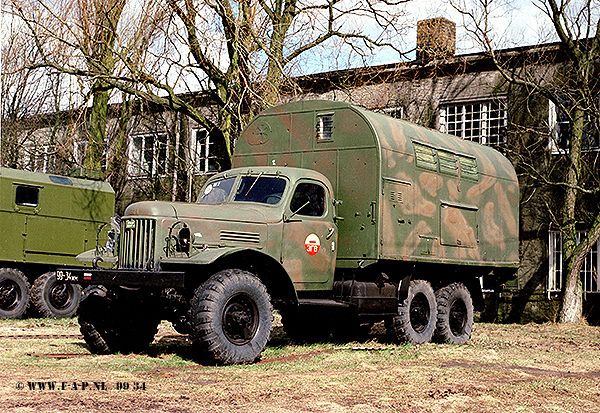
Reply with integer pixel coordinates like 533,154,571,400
56,268,185,288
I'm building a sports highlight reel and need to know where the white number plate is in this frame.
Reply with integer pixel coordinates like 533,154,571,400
56,270,78,282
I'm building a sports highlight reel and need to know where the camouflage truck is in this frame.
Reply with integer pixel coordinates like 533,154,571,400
0,167,115,318
60,100,519,365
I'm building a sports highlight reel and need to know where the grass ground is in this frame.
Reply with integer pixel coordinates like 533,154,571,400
0,317,599,412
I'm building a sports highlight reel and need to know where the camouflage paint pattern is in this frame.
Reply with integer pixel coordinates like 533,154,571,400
0,167,115,267
233,100,519,270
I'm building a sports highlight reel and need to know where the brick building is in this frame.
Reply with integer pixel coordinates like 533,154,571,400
4,18,599,322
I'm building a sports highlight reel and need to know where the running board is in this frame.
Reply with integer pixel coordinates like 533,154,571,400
297,298,351,308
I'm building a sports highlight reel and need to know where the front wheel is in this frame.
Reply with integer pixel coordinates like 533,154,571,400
78,286,160,354
188,269,273,365
434,282,474,344
388,279,436,344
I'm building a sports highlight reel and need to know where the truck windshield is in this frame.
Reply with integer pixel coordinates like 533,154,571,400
234,176,286,205
198,177,237,204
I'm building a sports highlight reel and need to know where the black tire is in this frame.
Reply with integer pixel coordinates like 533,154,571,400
188,269,273,365
388,279,436,344
0,268,30,319
172,319,191,335
78,286,160,354
434,282,474,344
78,287,112,354
31,271,82,318
280,306,332,343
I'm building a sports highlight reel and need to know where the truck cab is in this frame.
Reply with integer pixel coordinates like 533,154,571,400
195,167,338,290
106,166,337,295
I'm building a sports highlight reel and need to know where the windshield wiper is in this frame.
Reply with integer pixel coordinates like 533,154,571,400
244,171,263,197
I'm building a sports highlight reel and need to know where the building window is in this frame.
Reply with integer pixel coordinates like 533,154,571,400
548,100,600,154
22,144,52,173
439,99,507,145
383,107,404,119
128,133,169,177
191,129,218,175
316,114,334,141
73,140,87,167
548,230,599,295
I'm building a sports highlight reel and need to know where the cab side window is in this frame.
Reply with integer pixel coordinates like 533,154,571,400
290,183,325,217
15,185,39,207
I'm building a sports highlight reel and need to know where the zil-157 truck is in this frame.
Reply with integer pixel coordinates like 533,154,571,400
59,100,519,365
0,167,115,319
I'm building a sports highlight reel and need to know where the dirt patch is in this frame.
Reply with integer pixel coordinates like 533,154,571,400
0,320,599,412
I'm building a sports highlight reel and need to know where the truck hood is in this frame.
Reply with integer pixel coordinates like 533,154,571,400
124,201,281,224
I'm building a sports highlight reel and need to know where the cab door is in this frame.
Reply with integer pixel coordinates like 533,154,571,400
281,179,337,290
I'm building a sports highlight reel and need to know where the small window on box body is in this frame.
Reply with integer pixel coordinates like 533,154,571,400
16,185,40,207
316,114,334,141
413,141,438,170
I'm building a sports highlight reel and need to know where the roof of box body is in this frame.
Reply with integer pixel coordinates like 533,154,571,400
256,100,518,183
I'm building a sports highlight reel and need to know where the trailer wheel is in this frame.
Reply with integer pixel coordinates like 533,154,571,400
0,268,30,319
280,307,331,343
188,269,273,365
79,286,159,354
388,279,436,344
31,272,82,318
434,282,474,344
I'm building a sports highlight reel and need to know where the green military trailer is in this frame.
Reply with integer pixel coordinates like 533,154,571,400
0,167,115,318
60,100,519,364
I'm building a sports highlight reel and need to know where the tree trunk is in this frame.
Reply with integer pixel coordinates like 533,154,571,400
558,107,585,323
84,83,110,170
560,209,600,322
559,256,584,322
263,1,294,108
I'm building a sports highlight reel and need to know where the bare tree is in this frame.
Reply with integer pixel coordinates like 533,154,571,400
454,0,600,322
166,0,413,158
5,0,169,169
1,7,80,172
8,0,412,171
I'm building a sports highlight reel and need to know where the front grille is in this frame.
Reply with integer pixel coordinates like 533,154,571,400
220,230,260,244
119,219,156,269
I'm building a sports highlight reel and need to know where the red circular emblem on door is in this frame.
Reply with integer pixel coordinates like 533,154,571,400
304,234,320,256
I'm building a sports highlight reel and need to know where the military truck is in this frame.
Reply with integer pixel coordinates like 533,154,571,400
0,167,115,318
59,100,519,364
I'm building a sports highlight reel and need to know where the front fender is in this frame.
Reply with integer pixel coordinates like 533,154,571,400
75,249,118,271
162,247,299,306
161,246,253,266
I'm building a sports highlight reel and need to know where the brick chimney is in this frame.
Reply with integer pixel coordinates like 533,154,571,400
416,17,456,62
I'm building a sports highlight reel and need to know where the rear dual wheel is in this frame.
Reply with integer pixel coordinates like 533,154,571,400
387,279,474,345
434,282,474,344
388,279,436,344
0,269,81,319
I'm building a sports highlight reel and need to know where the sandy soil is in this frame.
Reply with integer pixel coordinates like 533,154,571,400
0,319,598,412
